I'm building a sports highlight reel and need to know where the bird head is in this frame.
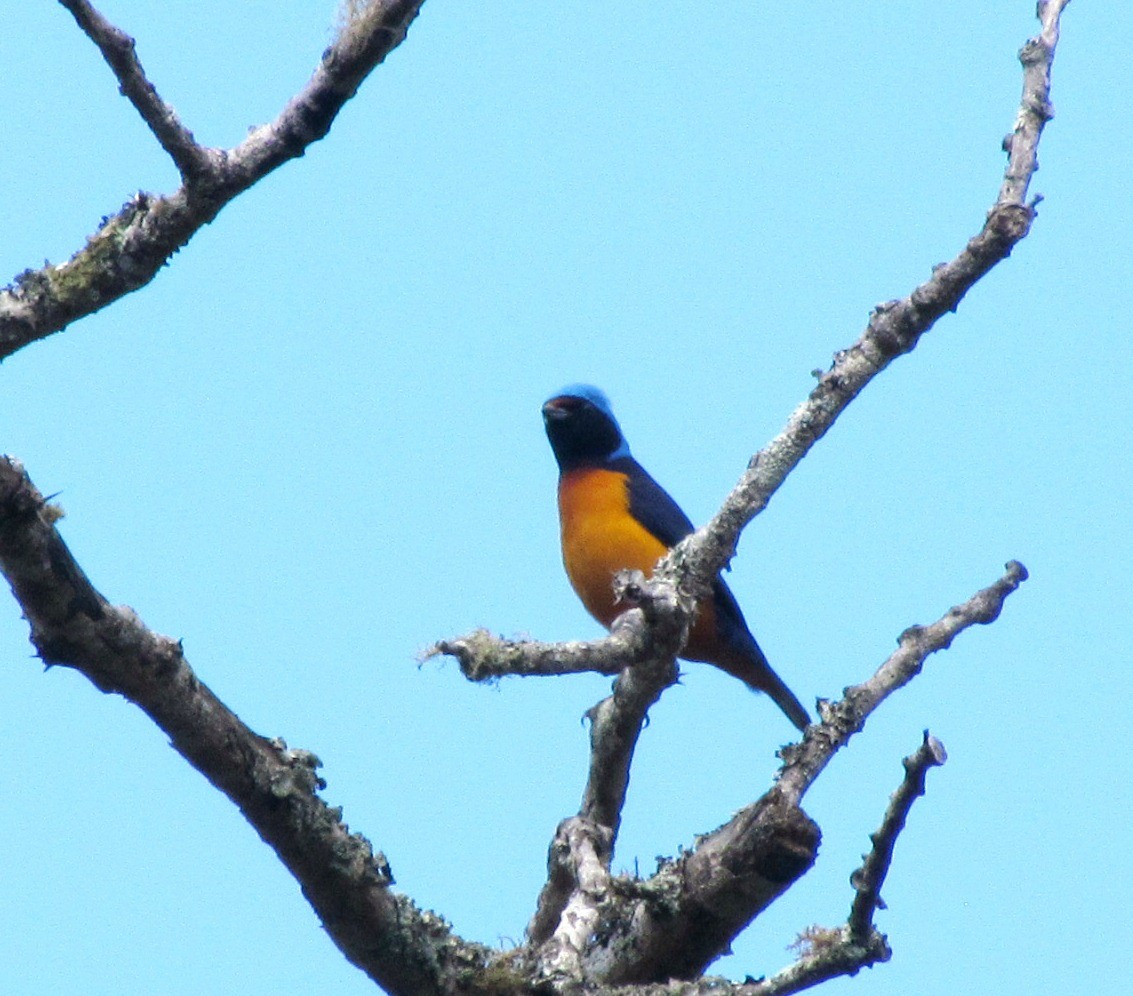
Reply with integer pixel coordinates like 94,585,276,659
542,384,631,470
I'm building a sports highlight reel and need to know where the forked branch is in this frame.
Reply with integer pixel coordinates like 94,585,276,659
2,2,1071,993
58,0,211,178
0,0,424,359
435,10,1065,975
542,567,1023,989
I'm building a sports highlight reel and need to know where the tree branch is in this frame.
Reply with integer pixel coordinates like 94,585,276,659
1000,0,1067,206
2,454,1018,994
533,816,618,981
548,561,1023,989
526,574,689,961
2,3,1071,993
436,3,1065,976
0,456,491,996
57,0,212,179
577,793,821,988
433,617,650,682
775,560,1026,808
438,570,696,862
726,732,947,996
662,0,1070,605
0,0,424,359
848,732,947,943
435,0,1064,710
440,551,1026,959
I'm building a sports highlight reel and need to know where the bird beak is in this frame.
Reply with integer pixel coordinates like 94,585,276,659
542,398,570,420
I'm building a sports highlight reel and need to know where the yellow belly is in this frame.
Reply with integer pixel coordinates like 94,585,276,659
558,467,669,627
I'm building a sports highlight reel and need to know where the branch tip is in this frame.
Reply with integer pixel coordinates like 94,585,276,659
848,731,947,943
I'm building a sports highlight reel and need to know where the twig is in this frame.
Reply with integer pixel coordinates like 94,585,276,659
57,0,212,179
735,733,946,996
527,574,688,949
848,731,948,942
740,925,892,996
1000,0,1070,206
431,618,647,682
775,560,1026,808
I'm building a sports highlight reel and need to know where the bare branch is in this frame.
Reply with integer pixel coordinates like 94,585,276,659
3,3,1072,993
0,456,490,996
57,0,212,178
776,560,1026,807
741,926,891,996
429,4,1064,987
533,817,616,981
526,575,689,954
434,568,691,679
1000,0,1070,206
431,619,646,682
579,793,820,986
529,669,680,948
528,561,1024,989
665,0,1071,599
848,732,948,942
587,732,946,996
1,0,424,359
437,572,693,854
734,733,946,996
436,0,1063,721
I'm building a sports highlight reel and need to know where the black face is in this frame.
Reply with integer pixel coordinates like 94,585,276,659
542,395,625,470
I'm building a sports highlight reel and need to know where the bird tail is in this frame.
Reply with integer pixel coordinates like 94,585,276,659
718,641,811,733
753,665,811,733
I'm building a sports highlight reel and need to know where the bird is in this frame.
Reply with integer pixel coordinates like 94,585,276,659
542,383,810,731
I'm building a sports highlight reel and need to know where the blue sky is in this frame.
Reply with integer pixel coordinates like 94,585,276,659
2,2,1130,993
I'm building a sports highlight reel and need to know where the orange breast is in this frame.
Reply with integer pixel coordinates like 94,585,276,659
558,467,726,664
558,467,669,627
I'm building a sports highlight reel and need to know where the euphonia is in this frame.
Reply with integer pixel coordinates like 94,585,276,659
542,384,810,731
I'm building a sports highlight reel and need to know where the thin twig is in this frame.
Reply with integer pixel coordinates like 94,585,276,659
431,618,647,681
57,0,212,179
776,560,1026,807
736,732,947,996
848,731,948,942
1000,0,1070,206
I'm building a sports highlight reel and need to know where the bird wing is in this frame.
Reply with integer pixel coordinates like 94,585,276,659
609,460,810,730
615,456,696,548
616,455,758,657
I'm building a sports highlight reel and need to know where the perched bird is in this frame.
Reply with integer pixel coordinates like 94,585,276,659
542,384,810,731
